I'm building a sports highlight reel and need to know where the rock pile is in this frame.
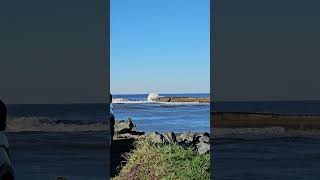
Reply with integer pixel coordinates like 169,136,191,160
114,119,210,154
114,118,145,139
145,131,210,154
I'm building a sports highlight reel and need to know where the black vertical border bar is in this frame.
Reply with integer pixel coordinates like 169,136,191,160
107,0,111,178
105,0,110,104
210,0,220,179
102,0,110,178
104,0,110,105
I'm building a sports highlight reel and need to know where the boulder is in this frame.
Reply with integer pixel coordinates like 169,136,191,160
113,118,212,155
196,142,210,155
195,132,210,143
199,135,210,143
163,132,177,143
177,132,196,146
115,119,136,134
146,132,164,143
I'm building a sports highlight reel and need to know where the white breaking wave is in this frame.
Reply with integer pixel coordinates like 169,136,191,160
112,98,205,105
112,92,161,104
147,92,161,102
112,98,149,104
5,117,108,132
112,98,128,103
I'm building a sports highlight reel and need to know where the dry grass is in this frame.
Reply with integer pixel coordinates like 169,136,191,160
113,140,210,180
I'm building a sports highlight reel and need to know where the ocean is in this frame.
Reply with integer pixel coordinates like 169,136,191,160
4,93,209,179
112,93,210,133
8,96,320,179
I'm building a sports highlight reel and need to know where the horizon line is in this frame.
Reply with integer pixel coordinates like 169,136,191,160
111,92,210,95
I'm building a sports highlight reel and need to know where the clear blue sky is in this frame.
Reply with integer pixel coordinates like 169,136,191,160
111,0,210,94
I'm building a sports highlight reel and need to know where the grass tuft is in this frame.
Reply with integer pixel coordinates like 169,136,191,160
114,140,210,180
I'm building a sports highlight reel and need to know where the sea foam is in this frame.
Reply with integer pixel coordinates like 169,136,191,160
147,92,161,102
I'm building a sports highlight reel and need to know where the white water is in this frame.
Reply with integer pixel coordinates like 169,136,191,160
147,92,161,102
112,98,149,104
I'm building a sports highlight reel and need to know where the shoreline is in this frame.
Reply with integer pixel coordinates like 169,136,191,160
114,119,210,154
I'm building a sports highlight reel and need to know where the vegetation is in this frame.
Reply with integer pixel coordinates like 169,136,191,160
114,140,210,180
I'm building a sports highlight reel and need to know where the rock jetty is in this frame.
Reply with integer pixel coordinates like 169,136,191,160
114,119,210,154
154,97,209,103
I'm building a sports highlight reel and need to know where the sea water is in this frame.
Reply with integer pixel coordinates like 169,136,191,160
113,93,210,133
5,93,209,179
7,98,320,179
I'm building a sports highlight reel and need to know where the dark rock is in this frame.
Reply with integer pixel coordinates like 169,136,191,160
115,119,136,134
130,131,145,136
117,133,145,140
177,132,196,146
154,97,171,102
113,118,211,155
195,132,210,143
146,132,164,143
163,132,177,143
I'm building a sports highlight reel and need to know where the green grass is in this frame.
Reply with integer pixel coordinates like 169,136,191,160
114,140,210,180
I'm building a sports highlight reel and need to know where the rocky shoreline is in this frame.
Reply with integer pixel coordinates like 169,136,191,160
114,119,210,154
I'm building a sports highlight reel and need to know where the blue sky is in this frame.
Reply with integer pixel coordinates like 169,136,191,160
111,0,210,94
